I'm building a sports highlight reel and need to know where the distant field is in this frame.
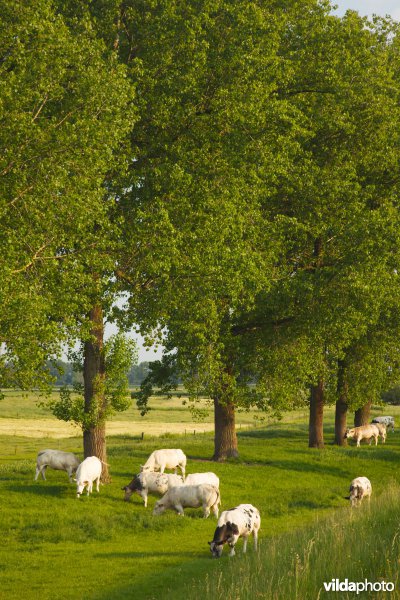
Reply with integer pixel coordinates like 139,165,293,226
0,389,289,438
1,394,399,599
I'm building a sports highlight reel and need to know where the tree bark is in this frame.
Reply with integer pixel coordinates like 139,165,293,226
354,401,372,427
212,397,239,461
309,379,324,449
334,359,348,446
83,303,110,482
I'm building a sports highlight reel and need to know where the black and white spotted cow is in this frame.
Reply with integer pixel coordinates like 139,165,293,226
209,504,261,558
122,472,183,506
345,476,372,508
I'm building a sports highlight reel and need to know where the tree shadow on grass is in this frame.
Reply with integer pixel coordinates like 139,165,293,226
94,550,200,560
238,427,308,441
5,483,70,496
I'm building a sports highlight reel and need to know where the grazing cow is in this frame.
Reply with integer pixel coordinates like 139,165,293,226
345,477,372,508
372,422,387,444
75,456,102,498
140,449,186,480
122,472,183,506
345,424,379,447
153,483,220,518
209,504,261,558
372,416,395,432
35,449,80,483
184,472,219,489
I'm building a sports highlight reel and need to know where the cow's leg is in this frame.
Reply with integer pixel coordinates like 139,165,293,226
228,544,236,557
356,439,361,447
253,530,258,552
243,537,248,553
180,464,185,480
203,505,210,518
159,465,165,474
142,490,148,507
375,435,378,446
95,477,100,492
39,465,47,480
211,502,219,519
175,504,184,516
67,467,73,483
34,466,40,481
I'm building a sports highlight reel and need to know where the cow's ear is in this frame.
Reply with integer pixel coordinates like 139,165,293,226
344,496,350,500
208,541,212,545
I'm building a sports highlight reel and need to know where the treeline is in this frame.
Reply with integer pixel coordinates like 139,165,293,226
47,361,153,387
2,1,400,470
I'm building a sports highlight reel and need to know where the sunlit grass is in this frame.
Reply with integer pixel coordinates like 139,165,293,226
1,396,400,598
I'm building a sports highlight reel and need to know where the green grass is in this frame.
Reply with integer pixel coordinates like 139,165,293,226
0,399,400,598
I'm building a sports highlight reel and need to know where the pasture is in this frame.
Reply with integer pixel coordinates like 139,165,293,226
1,393,400,599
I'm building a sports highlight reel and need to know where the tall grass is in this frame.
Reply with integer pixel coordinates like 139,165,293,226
186,485,400,600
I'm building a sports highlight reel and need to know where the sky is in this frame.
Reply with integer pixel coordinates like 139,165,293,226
108,0,400,364
334,0,400,20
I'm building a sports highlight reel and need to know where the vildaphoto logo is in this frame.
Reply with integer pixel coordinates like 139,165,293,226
323,579,395,594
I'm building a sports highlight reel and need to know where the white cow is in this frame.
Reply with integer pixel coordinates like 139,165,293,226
345,477,372,508
209,504,261,558
372,422,387,444
372,416,395,432
153,483,220,518
140,449,186,480
345,424,379,447
75,456,102,498
184,472,219,489
35,449,80,483
122,472,183,506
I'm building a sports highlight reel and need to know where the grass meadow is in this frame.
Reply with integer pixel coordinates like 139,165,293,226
1,393,400,599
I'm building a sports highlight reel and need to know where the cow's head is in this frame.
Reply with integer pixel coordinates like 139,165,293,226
345,428,355,439
153,500,166,516
208,522,239,558
121,475,141,501
76,481,88,497
208,540,224,558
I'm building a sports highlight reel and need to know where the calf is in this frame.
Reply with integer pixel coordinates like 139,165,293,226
345,477,372,508
75,456,102,498
35,449,80,483
153,483,220,518
372,416,395,432
345,424,379,447
122,472,183,506
209,504,261,558
184,472,219,489
141,449,186,480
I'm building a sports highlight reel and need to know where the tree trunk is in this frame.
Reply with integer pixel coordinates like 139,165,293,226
83,303,110,482
309,379,324,449
212,397,239,461
334,359,348,446
354,401,372,427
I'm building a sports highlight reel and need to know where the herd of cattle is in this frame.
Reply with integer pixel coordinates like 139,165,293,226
33,415,395,557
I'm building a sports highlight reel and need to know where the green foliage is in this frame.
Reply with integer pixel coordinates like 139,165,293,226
0,0,133,388
45,333,138,428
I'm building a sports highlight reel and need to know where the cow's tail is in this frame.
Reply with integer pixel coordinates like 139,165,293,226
100,460,111,467
213,486,221,506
